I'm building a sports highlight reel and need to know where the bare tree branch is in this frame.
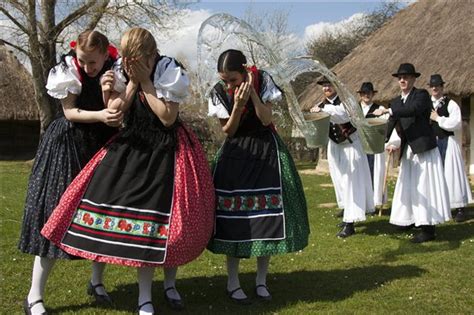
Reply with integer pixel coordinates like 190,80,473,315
0,6,29,34
51,0,97,40
0,38,31,57
6,0,27,15
86,0,110,30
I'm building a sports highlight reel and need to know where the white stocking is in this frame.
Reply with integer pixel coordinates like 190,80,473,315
256,256,271,296
226,256,247,299
27,256,55,314
137,267,155,315
163,267,181,300
90,261,107,295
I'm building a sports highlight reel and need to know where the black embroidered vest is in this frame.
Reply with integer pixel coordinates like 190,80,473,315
319,96,356,144
363,103,381,118
432,96,454,138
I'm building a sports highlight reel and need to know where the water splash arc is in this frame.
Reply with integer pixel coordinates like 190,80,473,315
197,13,377,149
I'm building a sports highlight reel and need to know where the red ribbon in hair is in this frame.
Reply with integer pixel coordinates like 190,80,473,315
246,65,276,132
107,44,119,60
69,40,119,60
247,65,260,92
227,65,260,96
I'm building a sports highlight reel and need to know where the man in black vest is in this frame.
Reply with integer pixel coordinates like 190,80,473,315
428,74,472,222
311,77,375,238
374,63,451,243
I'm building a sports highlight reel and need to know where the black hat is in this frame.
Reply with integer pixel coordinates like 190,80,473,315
317,72,336,85
357,82,378,93
428,74,445,86
391,63,421,78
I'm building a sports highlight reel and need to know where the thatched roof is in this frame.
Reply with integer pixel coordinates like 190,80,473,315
0,43,39,120
300,0,474,108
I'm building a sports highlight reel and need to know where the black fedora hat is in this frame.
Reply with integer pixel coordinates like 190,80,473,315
428,74,445,86
357,82,378,93
392,63,421,78
317,72,336,85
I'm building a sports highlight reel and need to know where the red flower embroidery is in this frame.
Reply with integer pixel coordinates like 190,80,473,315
271,195,280,206
159,225,168,237
118,219,127,231
235,196,242,210
258,196,267,209
88,217,94,225
143,223,151,235
246,197,254,209
126,223,132,232
223,198,232,209
104,218,111,229
82,213,90,223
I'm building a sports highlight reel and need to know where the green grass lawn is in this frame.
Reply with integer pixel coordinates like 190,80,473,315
1,161,473,314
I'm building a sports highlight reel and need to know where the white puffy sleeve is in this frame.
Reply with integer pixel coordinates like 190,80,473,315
153,57,189,104
260,71,283,103
385,128,401,149
208,95,230,119
322,103,350,124
436,99,462,131
112,58,127,94
376,105,390,120
45,56,82,99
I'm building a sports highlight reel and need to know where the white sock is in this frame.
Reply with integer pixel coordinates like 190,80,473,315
137,267,155,315
27,256,55,314
256,256,271,296
163,267,181,300
226,256,247,299
90,261,107,296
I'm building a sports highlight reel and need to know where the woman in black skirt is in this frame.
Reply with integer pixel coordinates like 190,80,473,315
18,30,121,314
207,49,309,304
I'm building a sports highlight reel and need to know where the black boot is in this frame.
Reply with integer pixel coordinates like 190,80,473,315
336,222,354,238
454,208,467,223
411,225,435,243
396,224,415,231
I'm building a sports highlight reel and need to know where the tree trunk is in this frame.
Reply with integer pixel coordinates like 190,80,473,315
31,58,56,134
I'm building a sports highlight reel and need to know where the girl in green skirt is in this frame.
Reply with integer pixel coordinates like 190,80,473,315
207,49,310,303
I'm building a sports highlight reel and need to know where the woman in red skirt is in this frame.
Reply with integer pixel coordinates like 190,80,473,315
42,28,215,314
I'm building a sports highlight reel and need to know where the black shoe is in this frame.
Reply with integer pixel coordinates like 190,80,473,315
336,223,355,238
396,224,415,231
336,221,345,228
255,284,272,301
335,209,344,218
87,282,113,305
23,298,47,315
136,301,154,314
164,287,184,310
411,226,435,243
455,208,467,223
227,287,251,305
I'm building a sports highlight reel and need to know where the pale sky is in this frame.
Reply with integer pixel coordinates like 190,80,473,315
158,1,413,69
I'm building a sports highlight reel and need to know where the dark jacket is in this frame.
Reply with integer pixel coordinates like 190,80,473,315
386,87,437,155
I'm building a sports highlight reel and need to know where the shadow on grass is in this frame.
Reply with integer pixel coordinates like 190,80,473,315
355,213,474,262
48,264,425,314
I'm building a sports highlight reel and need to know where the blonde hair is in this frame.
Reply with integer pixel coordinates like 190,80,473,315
76,30,109,54
120,28,158,59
